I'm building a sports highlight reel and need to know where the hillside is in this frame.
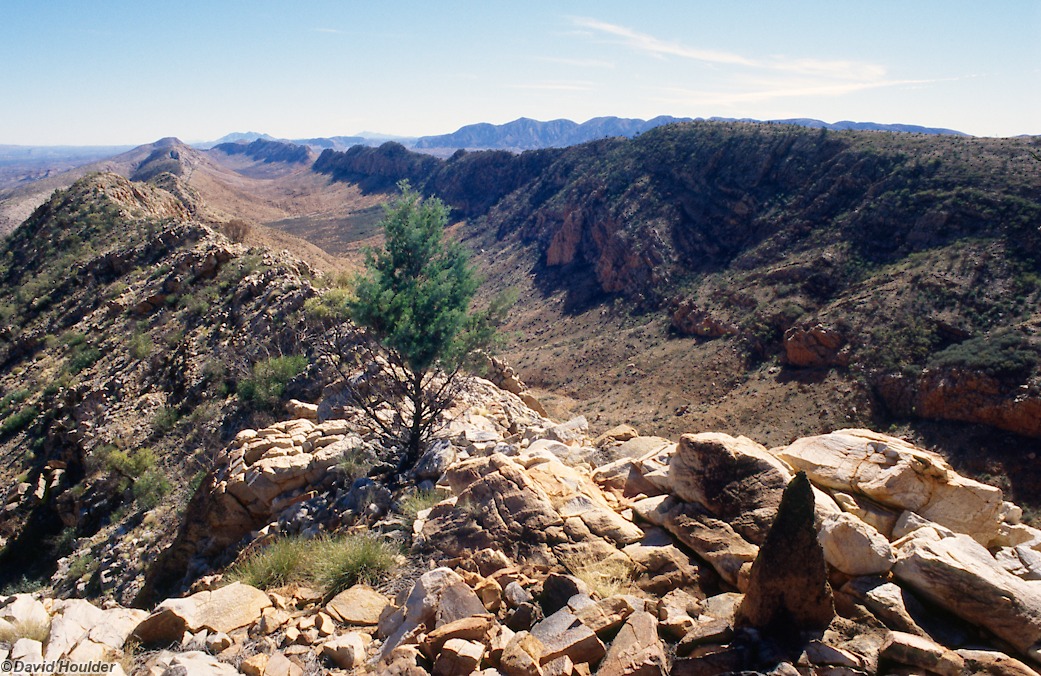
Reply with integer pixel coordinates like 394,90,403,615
304,122,1041,510
0,172,341,600
1,166,1041,675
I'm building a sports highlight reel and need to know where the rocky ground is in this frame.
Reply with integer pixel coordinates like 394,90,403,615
2,368,1039,675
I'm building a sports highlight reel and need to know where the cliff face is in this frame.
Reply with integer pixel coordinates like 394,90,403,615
306,123,1041,446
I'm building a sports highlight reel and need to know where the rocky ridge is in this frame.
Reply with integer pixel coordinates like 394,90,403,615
4,369,1040,675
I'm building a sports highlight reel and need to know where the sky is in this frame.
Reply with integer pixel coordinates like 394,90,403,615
2,1,1039,145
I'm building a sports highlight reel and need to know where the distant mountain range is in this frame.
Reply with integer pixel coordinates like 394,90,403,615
199,116,969,155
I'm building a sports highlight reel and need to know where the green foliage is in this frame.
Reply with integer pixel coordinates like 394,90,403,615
1,406,38,436
129,331,154,360
227,534,399,597
237,355,309,409
61,332,101,374
132,470,171,510
151,406,180,435
303,288,352,321
101,445,158,480
344,182,504,468
351,182,486,374
929,329,1039,378
0,575,46,597
397,489,443,532
0,389,30,417
315,534,400,597
228,537,309,590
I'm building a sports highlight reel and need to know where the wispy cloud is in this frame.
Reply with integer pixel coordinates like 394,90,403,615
312,27,346,34
571,17,888,81
573,17,755,67
569,16,940,109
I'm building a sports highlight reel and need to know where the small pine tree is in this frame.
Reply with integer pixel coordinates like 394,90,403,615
337,181,502,474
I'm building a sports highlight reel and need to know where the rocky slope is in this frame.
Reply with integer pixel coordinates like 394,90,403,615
2,167,1041,675
0,172,340,601
3,377,1040,674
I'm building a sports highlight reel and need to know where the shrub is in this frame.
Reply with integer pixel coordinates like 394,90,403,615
303,288,352,321
929,329,1039,378
221,219,252,244
313,534,399,597
561,553,636,598
101,446,157,480
227,534,399,597
152,406,180,435
397,489,444,532
0,389,29,416
229,536,311,590
133,469,171,510
1,406,38,436
129,332,153,360
0,616,51,645
237,355,308,409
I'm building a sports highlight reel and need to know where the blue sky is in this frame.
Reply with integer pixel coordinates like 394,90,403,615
2,1,1039,145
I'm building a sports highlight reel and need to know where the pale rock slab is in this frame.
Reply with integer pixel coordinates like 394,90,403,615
879,631,964,676
324,584,389,625
818,512,896,576
321,632,368,669
892,527,1041,657
776,429,1003,544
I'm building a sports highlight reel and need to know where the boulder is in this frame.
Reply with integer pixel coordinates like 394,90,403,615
500,631,545,676
669,432,792,545
414,438,458,481
736,473,835,640
595,611,667,676
839,578,926,636
626,438,677,495
433,638,486,676
423,615,496,658
320,633,370,670
423,454,565,561
132,582,272,645
661,501,759,589
818,513,896,576
879,631,964,676
147,649,239,675
285,400,318,421
545,416,589,446
955,649,1037,676
380,568,488,660
892,527,1041,657
325,584,389,626
783,323,849,368
622,528,700,595
42,599,104,661
530,608,607,666
776,429,1003,545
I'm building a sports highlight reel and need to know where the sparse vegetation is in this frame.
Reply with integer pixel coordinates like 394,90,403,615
237,354,309,409
227,534,399,597
561,553,637,598
929,329,1039,378
397,488,444,531
0,616,51,646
